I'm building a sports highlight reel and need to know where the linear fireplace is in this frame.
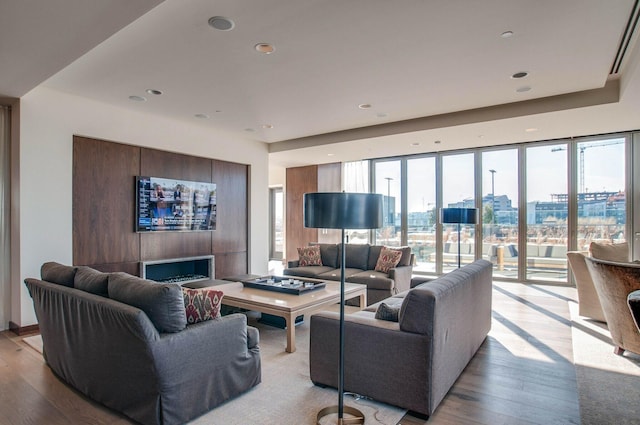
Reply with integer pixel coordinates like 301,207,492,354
140,255,214,284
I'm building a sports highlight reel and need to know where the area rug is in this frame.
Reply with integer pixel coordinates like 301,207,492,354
569,302,640,425
22,315,406,425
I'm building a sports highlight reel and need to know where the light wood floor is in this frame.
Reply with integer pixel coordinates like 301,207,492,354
1,282,580,425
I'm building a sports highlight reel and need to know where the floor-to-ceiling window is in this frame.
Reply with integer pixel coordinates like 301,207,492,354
407,156,436,273
442,153,475,273
575,137,626,249
482,149,519,278
374,160,401,247
353,131,632,283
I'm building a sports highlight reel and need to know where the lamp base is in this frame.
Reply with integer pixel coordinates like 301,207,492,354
316,405,365,425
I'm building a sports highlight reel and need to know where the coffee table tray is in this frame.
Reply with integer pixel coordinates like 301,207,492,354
241,276,326,295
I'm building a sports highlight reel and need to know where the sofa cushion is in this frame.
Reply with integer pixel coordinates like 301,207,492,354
319,268,365,281
375,246,403,273
298,246,322,266
339,244,370,270
374,302,400,322
74,266,109,297
316,243,339,268
108,272,187,333
347,271,395,291
182,287,224,324
284,265,335,279
41,262,77,287
590,241,629,263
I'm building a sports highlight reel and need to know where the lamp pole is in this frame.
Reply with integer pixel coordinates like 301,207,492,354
489,169,496,239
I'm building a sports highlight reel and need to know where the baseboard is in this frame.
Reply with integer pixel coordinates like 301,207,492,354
9,321,39,336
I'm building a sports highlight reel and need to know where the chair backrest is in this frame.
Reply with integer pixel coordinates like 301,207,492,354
566,251,606,322
584,257,640,355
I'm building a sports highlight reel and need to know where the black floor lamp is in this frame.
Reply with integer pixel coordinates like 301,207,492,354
304,192,383,425
440,207,479,268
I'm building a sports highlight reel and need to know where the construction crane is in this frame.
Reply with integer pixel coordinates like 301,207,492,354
551,140,623,193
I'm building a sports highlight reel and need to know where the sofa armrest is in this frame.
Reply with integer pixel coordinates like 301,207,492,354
287,260,300,268
247,325,260,349
388,264,413,293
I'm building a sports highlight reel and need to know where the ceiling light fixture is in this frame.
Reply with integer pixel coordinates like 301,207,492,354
358,104,372,109
410,142,420,146
516,86,531,93
255,43,275,54
208,16,235,31
434,140,441,144
501,30,514,38
128,95,146,102
525,128,538,132
194,114,209,119
511,72,528,79
262,124,273,129
145,89,162,95
244,128,255,132
327,153,335,156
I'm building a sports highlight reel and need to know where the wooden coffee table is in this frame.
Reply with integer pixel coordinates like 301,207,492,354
214,280,367,353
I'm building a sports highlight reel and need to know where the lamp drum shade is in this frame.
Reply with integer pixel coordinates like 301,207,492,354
440,207,479,224
304,192,383,230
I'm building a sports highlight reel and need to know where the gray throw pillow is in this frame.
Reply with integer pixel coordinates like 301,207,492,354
74,266,109,296
375,302,400,322
41,262,77,287
108,272,187,333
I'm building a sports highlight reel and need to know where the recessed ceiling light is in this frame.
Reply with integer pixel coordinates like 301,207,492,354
434,140,441,144
511,72,528,79
255,43,275,54
129,95,146,102
516,86,531,93
478,134,485,138
525,128,538,132
501,31,514,38
244,128,255,132
327,153,335,156
208,16,235,31
358,104,372,109
145,89,162,95
262,124,273,129
410,142,420,146
194,113,209,119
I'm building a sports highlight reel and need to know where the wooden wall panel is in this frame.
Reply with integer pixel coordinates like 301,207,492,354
214,252,248,279
212,159,248,255
139,148,214,260
73,137,249,277
73,136,140,266
140,148,212,181
285,165,318,261
140,231,212,261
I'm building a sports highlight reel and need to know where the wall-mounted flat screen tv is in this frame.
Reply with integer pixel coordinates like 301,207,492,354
136,176,217,232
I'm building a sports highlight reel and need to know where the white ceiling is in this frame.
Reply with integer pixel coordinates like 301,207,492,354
3,0,640,169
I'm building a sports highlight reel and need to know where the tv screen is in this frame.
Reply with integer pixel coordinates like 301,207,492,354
136,176,217,232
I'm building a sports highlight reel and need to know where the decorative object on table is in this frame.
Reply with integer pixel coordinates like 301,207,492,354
304,192,383,425
440,207,479,268
241,275,326,294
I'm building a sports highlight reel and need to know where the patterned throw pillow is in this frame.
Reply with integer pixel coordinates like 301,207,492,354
298,246,322,266
374,302,400,322
375,246,404,273
182,287,224,324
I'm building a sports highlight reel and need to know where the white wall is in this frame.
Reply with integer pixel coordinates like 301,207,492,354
12,86,269,328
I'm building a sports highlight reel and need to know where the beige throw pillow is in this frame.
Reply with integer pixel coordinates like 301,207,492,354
589,241,629,263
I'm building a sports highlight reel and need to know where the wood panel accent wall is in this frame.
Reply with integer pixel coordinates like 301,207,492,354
285,163,341,262
72,136,249,278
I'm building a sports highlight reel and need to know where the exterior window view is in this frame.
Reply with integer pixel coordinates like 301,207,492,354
349,135,627,282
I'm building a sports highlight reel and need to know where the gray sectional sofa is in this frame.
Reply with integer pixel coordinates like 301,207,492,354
24,262,261,425
284,243,414,305
309,259,493,418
